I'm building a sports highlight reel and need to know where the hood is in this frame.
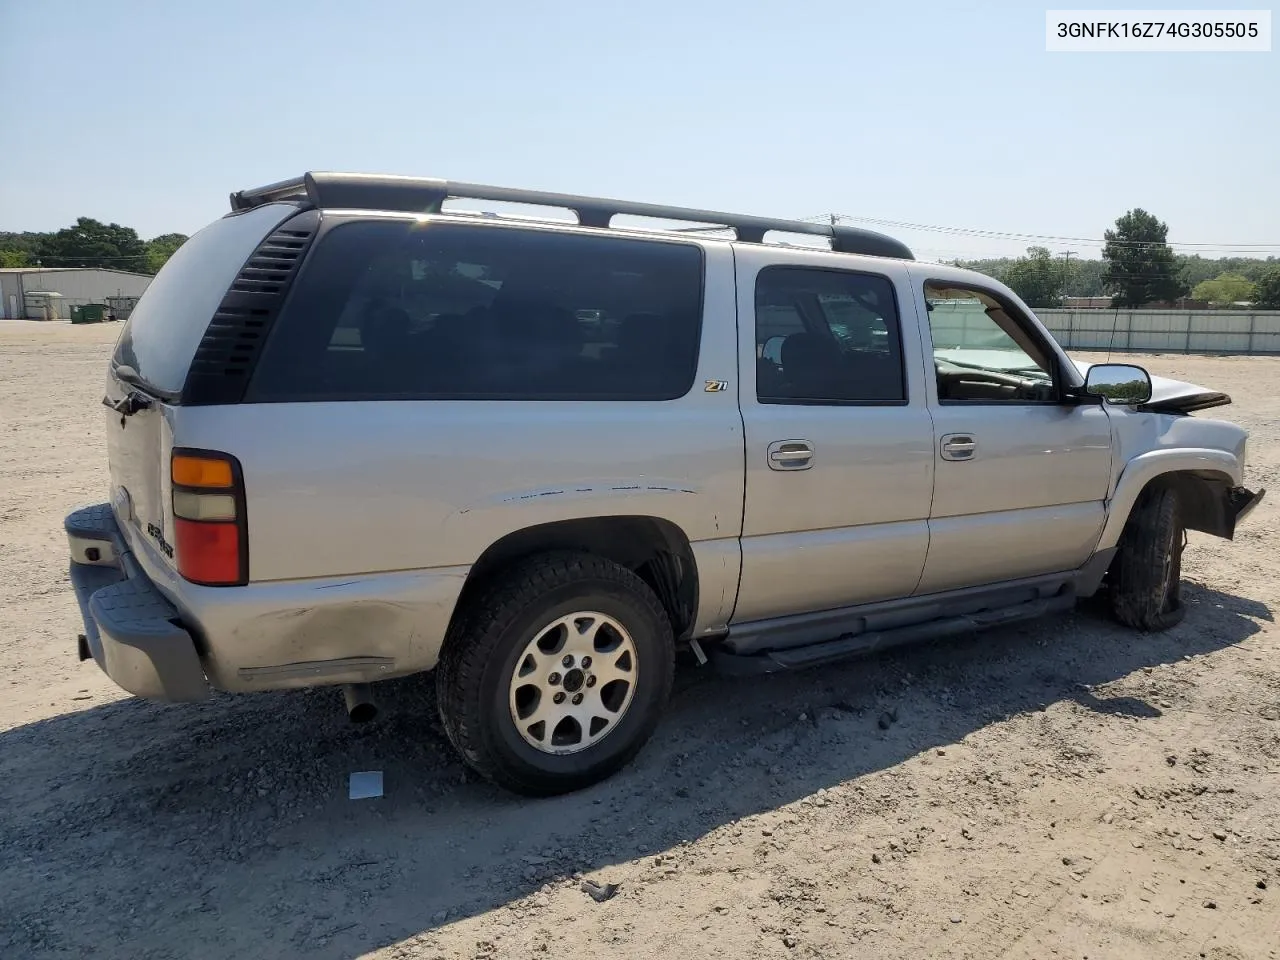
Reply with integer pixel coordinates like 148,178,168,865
1074,362,1232,414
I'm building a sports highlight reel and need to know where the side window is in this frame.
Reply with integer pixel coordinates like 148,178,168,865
248,222,704,401
754,267,906,404
924,282,1057,403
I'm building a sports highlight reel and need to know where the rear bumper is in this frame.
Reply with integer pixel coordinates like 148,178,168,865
66,504,210,702
67,503,470,696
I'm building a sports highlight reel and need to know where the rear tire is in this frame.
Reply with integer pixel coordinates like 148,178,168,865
436,551,675,796
1109,484,1186,631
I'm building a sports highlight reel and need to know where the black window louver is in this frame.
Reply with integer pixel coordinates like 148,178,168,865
181,211,320,405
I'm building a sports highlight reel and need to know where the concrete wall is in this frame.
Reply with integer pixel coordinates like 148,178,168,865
1034,309,1280,355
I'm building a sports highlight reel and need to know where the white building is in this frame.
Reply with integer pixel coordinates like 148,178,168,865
0,267,153,320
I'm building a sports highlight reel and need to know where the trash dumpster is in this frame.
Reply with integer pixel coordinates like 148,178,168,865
72,303,107,324
70,305,84,323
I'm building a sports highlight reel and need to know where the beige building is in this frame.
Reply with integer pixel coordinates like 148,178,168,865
0,267,153,320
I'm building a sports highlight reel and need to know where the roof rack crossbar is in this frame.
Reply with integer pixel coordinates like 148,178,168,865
228,176,309,211
229,172,913,260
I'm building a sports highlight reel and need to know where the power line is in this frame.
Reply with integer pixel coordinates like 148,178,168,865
798,213,1280,253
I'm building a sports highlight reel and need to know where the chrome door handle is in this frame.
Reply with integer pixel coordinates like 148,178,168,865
767,440,813,471
940,434,977,461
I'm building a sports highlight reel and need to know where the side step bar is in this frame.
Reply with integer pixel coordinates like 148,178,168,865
709,588,1077,676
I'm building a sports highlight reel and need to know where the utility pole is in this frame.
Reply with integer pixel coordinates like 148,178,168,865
1061,250,1074,303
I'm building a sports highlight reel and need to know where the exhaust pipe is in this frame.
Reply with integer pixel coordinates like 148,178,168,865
342,683,378,724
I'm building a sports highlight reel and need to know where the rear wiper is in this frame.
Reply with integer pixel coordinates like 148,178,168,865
102,391,153,416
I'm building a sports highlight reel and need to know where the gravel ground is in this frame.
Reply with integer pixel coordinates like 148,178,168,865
2,321,1277,960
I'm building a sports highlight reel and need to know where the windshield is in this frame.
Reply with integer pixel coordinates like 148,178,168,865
925,284,1053,381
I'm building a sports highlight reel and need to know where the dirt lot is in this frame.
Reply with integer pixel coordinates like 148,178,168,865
2,320,1277,960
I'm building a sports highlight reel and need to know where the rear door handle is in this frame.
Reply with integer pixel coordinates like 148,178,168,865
940,434,977,461
767,440,813,471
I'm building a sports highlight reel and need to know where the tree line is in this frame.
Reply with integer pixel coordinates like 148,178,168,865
956,209,1280,310
4,209,1278,310
0,219,188,275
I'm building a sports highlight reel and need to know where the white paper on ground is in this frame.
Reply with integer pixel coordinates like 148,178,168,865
349,771,384,800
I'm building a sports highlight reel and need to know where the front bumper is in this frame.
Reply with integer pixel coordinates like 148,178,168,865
1225,485,1265,537
66,503,210,702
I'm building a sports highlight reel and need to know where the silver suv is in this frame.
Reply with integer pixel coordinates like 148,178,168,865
66,172,1264,795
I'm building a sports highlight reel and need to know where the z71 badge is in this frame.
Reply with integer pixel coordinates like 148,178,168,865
704,379,729,392
147,522,175,559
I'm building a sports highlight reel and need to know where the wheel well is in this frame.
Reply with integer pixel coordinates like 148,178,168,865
455,516,699,640
1144,470,1234,538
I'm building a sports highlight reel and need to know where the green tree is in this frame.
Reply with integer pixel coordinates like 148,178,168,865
1253,267,1280,309
146,233,189,273
0,230,49,258
37,217,149,273
1102,209,1185,307
0,249,31,268
1191,272,1256,306
1002,246,1066,307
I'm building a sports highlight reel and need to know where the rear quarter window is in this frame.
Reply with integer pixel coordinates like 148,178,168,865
246,220,705,402
110,203,300,397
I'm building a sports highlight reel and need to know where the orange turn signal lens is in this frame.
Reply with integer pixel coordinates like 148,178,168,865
172,455,234,489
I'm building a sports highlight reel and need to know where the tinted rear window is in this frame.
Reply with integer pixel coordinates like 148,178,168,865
110,203,298,398
246,220,705,401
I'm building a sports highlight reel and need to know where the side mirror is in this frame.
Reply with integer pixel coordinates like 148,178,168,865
1084,363,1152,405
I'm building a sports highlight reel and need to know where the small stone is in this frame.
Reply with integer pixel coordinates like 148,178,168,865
877,713,893,730
798,713,808,723
1256,880,1267,890
1102,813,1114,824
1015,887,1031,898
871,853,882,864
1166,755,1177,766
783,935,798,948
950,915,963,924
761,828,773,837
1062,856,1074,866
1189,832,1205,841
1132,840,1145,849
1203,900,1217,910
581,879,619,903
936,748,946,756
1212,830,1228,841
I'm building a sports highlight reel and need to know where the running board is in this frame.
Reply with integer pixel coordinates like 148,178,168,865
709,588,1077,676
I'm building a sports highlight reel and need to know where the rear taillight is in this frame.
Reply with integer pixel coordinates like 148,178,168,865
171,449,247,586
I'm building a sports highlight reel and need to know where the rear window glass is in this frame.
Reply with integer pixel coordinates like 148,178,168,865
246,220,705,401
110,203,298,397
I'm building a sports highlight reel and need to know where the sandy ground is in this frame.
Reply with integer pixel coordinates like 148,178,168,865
1,320,1277,960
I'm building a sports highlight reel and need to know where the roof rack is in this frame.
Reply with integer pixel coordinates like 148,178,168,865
230,172,914,260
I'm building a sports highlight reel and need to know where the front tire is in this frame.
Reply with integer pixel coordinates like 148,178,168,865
436,551,675,796
1109,484,1186,631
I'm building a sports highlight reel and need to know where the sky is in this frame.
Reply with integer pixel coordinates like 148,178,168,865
1,0,1277,262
